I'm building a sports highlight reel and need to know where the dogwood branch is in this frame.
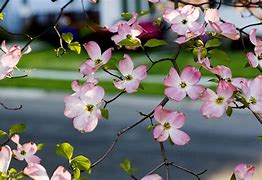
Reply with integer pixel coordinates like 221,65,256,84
0,102,22,110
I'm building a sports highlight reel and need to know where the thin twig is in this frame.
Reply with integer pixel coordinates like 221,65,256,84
103,91,126,108
159,142,170,180
0,0,10,13
91,97,169,168
0,102,22,111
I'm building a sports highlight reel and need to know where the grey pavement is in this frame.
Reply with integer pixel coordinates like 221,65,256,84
0,89,262,179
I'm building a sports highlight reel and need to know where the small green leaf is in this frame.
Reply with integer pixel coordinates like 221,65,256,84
205,38,221,48
71,155,91,174
208,78,219,83
0,13,4,21
209,49,230,62
226,106,233,117
121,12,133,20
147,125,154,132
139,10,149,17
120,159,132,176
102,60,118,70
230,173,236,180
62,33,73,44
9,123,26,136
144,39,167,48
119,38,141,47
101,108,109,120
156,17,162,27
69,42,81,54
37,143,44,151
56,143,74,160
72,167,81,179
138,83,144,90
258,136,262,141
0,130,7,139
55,47,66,57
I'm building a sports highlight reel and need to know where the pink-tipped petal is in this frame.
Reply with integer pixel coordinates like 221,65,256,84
181,66,201,85
0,145,12,173
168,112,185,128
51,166,71,180
169,129,190,145
165,87,186,101
133,64,147,80
119,54,134,75
141,174,163,180
186,85,205,100
153,125,169,142
83,41,101,60
24,164,49,180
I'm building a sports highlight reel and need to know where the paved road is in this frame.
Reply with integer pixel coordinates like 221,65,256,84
1,89,262,180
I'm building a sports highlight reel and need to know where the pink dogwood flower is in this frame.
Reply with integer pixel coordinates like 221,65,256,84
113,54,147,93
153,106,190,145
80,41,113,76
200,81,234,118
111,22,143,49
108,13,138,33
64,84,105,133
164,66,205,101
204,8,220,23
163,5,201,36
241,75,262,114
148,0,160,3
0,145,12,173
141,174,163,180
0,41,31,80
234,163,255,180
24,164,71,180
11,134,41,164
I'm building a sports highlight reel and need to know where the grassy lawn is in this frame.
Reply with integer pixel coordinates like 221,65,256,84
0,78,165,96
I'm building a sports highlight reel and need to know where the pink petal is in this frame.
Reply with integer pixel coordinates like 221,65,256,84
141,174,163,180
133,64,147,80
51,166,71,180
73,113,98,132
125,79,140,93
154,106,171,124
0,145,12,173
250,75,262,98
234,163,255,180
168,111,185,128
165,87,186,101
11,134,20,145
119,54,134,75
1,40,8,52
24,164,49,180
205,8,220,23
71,80,81,92
82,86,105,105
101,47,113,65
169,129,190,145
25,155,41,164
186,85,205,100
83,41,101,60
64,96,85,118
163,8,179,24
249,28,262,46
200,101,226,118
217,81,234,100
181,66,201,85
80,60,96,76
201,88,217,101
210,65,232,79
153,125,169,142
163,67,181,86
171,23,188,35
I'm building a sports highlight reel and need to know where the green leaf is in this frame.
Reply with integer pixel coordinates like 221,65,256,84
71,155,91,174
54,47,66,57
205,38,221,48
0,13,4,21
209,49,230,62
208,78,219,83
139,10,149,17
101,108,109,120
72,167,81,179
147,125,154,132
156,17,162,27
68,42,81,54
121,12,133,20
226,106,233,117
37,143,44,151
62,33,73,44
0,130,7,139
144,39,167,48
9,123,26,136
230,173,236,180
119,38,141,47
120,159,132,176
56,143,74,160
258,136,262,141
102,59,118,70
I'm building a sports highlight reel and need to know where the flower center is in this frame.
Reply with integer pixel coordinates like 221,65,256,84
85,104,94,112
181,19,188,24
20,150,26,156
249,96,257,105
95,59,102,65
258,53,262,60
180,81,187,88
126,34,132,39
215,96,224,104
163,122,171,130
125,74,133,81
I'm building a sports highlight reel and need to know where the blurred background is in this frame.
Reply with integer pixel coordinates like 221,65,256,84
0,0,262,179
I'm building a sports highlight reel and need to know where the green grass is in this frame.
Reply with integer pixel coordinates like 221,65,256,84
0,78,165,96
